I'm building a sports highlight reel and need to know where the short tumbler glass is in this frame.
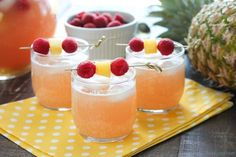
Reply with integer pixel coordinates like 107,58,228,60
31,38,89,111
126,41,185,114
71,68,136,142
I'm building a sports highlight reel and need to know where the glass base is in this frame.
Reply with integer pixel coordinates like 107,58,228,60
41,105,71,111
0,65,30,80
81,134,128,143
138,105,178,114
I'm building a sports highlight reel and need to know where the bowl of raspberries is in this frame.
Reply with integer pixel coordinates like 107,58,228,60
65,11,137,59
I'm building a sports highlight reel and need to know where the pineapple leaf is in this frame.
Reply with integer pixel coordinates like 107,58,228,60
149,0,214,44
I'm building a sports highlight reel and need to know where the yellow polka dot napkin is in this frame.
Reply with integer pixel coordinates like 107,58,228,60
0,79,233,157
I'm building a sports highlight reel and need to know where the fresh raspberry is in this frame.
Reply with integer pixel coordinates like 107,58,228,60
83,23,96,28
94,12,100,16
128,38,144,52
62,37,78,53
75,11,85,19
157,38,175,56
111,57,129,76
114,13,125,24
15,0,30,10
77,61,96,78
81,13,95,24
102,12,112,23
107,20,122,27
32,38,50,55
69,18,83,27
93,15,108,28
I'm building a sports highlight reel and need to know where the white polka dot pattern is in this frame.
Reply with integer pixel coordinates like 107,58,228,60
0,79,233,157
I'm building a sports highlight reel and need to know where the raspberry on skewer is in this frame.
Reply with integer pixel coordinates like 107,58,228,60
62,37,78,53
128,38,144,52
77,61,96,78
32,38,50,55
111,57,129,76
157,38,175,56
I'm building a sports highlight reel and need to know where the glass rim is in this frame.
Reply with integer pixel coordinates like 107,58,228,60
31,38,89,58
126,40,185,61
72,68,136,86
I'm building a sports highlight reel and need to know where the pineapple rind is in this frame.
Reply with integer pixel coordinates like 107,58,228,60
187,1,236,89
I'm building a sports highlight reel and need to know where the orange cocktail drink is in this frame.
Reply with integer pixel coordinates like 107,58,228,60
126,40,185,113
0,0,56,79
31,38,88,110
72,68,136,142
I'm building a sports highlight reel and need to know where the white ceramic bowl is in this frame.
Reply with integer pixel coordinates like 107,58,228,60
65,11,137,60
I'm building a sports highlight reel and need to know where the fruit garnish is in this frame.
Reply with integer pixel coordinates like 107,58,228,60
93,15,108,28
144,39,157,54
118,38,177,56
74,58,163,79
49,39,62,55
69,18,83,27
75,11,85,19
83,23,96,28
107,20,122,27
95,61,111,77
111,57,129,76
128,38,144,52
94,12,100,16
32,38,49,55
114,13,125,24
68,11,127,28
77,61,96,78
81,13,95,24
0,12,3,23
157,38,174,55
62,37,78,53
102,12,112,23
15,0,30,10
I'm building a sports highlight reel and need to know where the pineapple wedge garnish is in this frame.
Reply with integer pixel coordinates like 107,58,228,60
95,61,111,77
49,39,62,55
144,39,158,54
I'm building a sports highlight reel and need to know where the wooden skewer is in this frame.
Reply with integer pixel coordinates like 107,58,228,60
89,35,106,50
19,47,32,50
116,43,128,46
116,43,188,48
19,44,96,50
66,62,162,72
20,36,108,51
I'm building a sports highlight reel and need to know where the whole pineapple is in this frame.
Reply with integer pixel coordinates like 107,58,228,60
187,0,236,89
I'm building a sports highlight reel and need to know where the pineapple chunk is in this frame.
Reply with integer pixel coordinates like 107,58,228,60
95,61,111,77
49,39,62,55
144,39,157,54
0,12,3,23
